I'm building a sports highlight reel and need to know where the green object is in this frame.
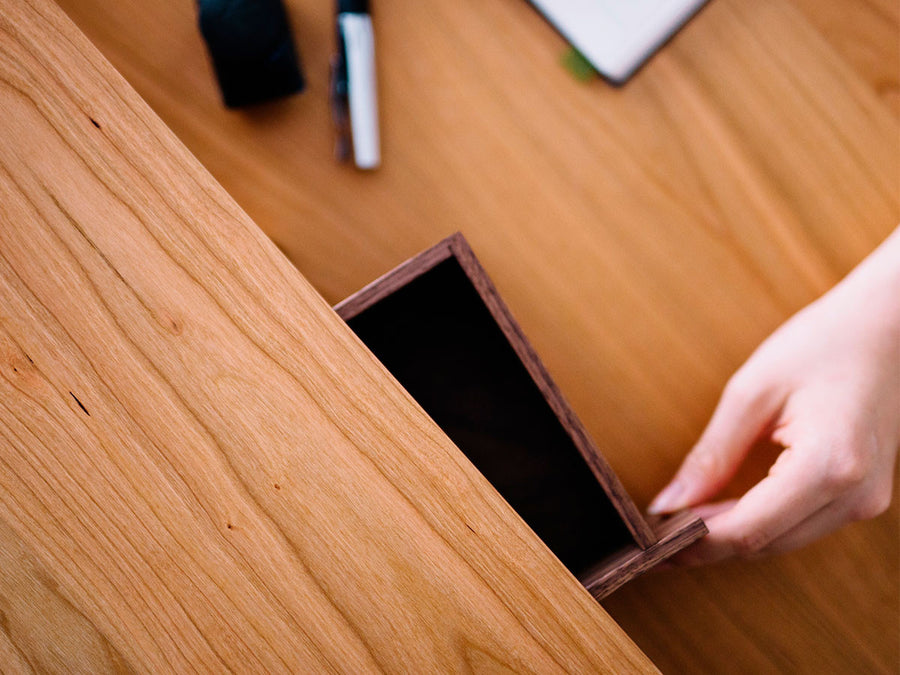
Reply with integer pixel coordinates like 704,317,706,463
561,47,597,82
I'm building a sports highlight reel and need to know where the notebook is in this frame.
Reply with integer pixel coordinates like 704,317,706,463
530,0,710,83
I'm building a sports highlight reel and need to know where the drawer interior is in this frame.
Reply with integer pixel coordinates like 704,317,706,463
343,256,633,576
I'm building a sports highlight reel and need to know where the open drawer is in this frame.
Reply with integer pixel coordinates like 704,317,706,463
335,233,706,599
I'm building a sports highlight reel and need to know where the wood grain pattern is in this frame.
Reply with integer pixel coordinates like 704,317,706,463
0,1,656,672
580,511,709,599
788,0,900,116
51,0,899,671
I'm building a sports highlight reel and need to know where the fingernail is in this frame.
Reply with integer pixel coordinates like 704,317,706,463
648,480,686,515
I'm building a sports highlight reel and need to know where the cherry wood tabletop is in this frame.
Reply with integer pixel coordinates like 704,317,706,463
0,1,660,671
22,0,900,671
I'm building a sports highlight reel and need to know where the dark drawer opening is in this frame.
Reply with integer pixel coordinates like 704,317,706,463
344,256,633,576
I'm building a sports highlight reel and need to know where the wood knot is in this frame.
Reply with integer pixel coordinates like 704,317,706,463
4,351,36,380
158,312,184,336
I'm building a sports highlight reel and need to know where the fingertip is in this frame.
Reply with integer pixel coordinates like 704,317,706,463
647,479,688,515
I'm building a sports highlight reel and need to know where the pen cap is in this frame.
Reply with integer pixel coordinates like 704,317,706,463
198,0,305,108
338,0,369,14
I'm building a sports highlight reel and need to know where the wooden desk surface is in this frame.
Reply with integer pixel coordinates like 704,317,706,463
0,1,656,672
50,0,900,671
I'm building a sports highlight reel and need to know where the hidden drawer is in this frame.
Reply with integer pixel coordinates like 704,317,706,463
335,233,706,599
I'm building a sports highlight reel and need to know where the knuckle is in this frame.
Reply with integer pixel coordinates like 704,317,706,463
720,367,775,420
824,449,870,494
722,370,756,407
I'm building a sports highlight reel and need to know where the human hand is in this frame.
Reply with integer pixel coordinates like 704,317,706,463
649,228,900,564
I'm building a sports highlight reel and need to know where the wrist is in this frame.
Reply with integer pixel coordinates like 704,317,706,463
829,226,900,332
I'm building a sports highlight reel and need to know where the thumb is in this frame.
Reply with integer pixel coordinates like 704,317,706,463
649,375,782,514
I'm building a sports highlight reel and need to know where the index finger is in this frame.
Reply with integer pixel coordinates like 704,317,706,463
672,446,834,565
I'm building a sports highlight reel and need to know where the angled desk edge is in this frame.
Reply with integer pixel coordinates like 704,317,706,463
0,1,655,672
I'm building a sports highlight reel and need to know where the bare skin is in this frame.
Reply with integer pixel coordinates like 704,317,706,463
649,226,900,564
